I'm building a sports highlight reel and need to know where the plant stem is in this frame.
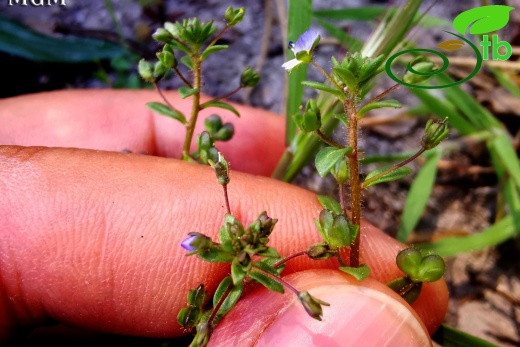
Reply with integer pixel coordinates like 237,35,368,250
362,83,400,108
182,56,202,159
344,98,361,268
173,66,193,88
208,26,229,48
154,83,178,113
311,61,343,91
254,266,299,295
361,147,426,189
315,129,343,149
211,86,242,103
207,282,233,325
272,250,308,268
223,184,231,215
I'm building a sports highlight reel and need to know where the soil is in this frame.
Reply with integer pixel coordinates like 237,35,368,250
2,0,520,346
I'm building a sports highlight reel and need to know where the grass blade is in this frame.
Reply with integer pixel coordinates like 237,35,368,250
397,149,442,242
432,324,498,347
285,0,313,146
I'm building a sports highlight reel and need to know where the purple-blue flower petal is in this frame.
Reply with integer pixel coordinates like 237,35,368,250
181,234,197,251
294,29,320,53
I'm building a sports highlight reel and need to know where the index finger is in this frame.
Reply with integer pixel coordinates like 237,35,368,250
0,90,286,176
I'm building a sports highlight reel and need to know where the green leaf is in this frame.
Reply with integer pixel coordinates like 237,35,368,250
248,271,284,293
317,195,343,215
432,324,498,347
197,249,234,262
180,55,193,70
397,149,442,242
315,147,351,177
145,102,187,124
301,81,345,100
313,18,362,51
285,0,312,145
453,5,514,35
0,15,125,62
363,166,413,188
178,87,199,99
313,7,450,28
358,99,402,117
417,214,519,257
231,259,247,285
253,261,279,276
339,264,371,281
200,100,240,117
333,67,358,90
212,276,243,321
257,247,281,258
201,44,229,61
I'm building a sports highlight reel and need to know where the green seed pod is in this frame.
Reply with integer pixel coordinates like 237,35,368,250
396,247,422,279
416,254,445,282
153,61,168,81
187,284,206,307
177,306,201,329
138,59,154,83
214,123,234,141
157,51,177,69
204,114,223,135
403,56,438,85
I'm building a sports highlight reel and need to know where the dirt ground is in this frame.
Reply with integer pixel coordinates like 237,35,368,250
2,0,520,346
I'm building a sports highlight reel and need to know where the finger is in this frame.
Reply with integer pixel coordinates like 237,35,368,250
0,147,447,342
0,90,285,176
210,270,432,347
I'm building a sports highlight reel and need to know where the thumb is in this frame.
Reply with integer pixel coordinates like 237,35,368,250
210,270,432,347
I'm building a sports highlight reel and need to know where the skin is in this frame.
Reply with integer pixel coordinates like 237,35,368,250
0,90,448,345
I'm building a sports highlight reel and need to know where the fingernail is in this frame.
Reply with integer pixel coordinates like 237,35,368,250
255,283,431,347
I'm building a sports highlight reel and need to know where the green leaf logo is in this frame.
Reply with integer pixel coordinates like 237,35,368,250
453,5,514,35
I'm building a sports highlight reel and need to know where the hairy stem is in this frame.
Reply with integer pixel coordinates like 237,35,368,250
315,129,343,149
223,184,231,215
182,56,202,159
345,98,361,268
253,266,299,295
207,282,233,325
211,86,242,103
362,83,400,108
207,26,229,48
272,250,308,268
154,83,179,113
311,61,343,91
173,66,193,88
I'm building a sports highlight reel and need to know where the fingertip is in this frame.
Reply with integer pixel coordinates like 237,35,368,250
209,270,432,347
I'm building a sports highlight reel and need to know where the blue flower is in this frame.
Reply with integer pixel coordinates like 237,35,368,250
282,29,320,72
181,232,213,252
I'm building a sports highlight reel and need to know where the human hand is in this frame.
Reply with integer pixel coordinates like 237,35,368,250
0,90,448,346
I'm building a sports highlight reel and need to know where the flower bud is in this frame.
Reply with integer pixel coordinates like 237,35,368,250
240,67,261,88
152,27,174,43
181,232,213,252
297,291,330,321
421,118,449,149
138,59,154,83
307,242,335,260
208,152,229,185
187,284,206,307
225,6,245,27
